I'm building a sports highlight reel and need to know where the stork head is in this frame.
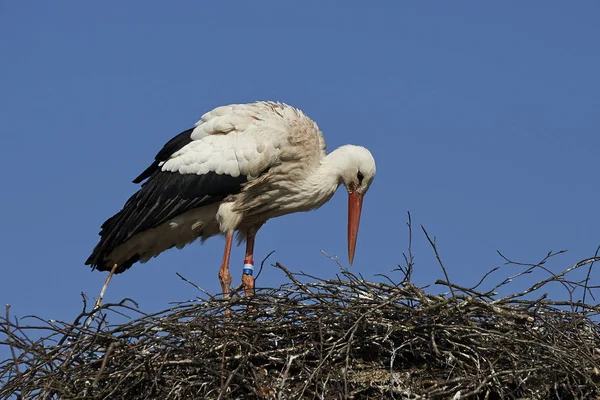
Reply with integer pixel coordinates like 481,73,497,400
336,145,376,265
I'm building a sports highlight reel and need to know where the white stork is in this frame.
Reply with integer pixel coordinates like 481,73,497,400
86,101,376,298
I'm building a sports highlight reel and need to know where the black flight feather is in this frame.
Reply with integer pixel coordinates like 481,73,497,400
132,127,195,184
86,127,249,273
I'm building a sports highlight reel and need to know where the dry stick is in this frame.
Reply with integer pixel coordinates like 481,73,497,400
434,280,493,300
277,353,301,400
4,305,20,377
217,353,246,400
275,262,315,295
255,250,276,281
470,266,500,292
401,211,415,283
488,250,567,298
320,249,344,269
499,248,567,267
84,263,119,330
580,245,600,313
344,322,361,397
176,272,213,299
92,342,116,387
421,225,456,300
495,256,600,304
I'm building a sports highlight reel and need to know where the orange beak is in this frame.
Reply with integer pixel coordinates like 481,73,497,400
347,190,364,265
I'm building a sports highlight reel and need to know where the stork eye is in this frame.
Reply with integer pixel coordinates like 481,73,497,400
357,170,364,184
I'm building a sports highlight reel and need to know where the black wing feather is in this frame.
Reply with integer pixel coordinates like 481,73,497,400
86,170,247,272
86,127,248,273
132,127,195,184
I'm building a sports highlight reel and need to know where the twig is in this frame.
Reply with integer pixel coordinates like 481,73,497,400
580,245,600,313
320,250,344,269
83,263,119,330
4,305,20,377
274,262,314,295
176,272,213,299
470,266,499,292
422,225,456,300
397,211,415,283
495,256,600,303
277,353,301,400
255,250,276,281
93,342,115,386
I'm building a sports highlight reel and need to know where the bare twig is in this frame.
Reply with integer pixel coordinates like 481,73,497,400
422,225,456,300
83,263,119,330
255,250,276,281
92,342,116,386
176,272,213,299
580,245,600,313
4,305,20,377
397,211,415,283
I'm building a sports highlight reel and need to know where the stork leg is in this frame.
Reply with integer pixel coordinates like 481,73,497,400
242,230,256,297
218,234,233,300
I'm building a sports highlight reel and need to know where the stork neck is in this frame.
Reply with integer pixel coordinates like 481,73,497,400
301,147,348,207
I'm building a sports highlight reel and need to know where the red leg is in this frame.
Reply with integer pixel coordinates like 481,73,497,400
242,231,256,297
218,234,233,299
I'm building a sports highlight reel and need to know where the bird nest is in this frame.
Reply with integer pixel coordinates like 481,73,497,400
2,231,600,399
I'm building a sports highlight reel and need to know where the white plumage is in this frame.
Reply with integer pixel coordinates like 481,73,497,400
87,101,376,298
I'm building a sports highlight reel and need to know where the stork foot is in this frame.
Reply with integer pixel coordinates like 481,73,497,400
218,267,232,297
219,265,231,317
242,273,255,297
218,266,232,317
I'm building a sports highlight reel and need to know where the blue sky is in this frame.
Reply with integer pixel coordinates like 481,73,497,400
1,2,599,340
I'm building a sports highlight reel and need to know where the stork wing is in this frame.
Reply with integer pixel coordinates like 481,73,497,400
131,127,195,184
86,104,285,272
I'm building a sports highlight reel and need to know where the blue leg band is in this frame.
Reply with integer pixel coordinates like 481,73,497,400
243,263,254,276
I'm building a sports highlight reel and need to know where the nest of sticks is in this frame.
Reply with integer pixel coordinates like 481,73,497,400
2,224,600,399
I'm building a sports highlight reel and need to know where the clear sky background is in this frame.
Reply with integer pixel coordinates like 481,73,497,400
1,2,599,350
